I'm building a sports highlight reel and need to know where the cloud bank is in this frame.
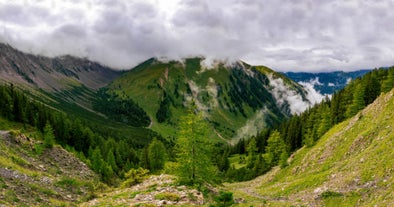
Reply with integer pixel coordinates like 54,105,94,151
1,0,394,71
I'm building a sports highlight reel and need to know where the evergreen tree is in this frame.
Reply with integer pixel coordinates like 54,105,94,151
363,72,381,105
264,130,285,166
147,138,167,172
175,106,216,184
107,149,118,173
382,69,394,93
246,138,258,168
317,104,331,138
253,153,269,176
43,122,56,148
91,147,104,173
346,83,365,117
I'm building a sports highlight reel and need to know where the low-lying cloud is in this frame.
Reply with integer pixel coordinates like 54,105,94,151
1,0,394,71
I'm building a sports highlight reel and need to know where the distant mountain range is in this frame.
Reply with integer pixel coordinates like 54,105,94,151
284,70,371,95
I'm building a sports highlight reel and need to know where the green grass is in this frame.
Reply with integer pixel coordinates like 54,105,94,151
225,90,394,206
154,192,180,201
228,154,247,169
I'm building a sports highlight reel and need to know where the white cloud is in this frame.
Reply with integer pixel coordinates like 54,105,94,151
309,77,323,86
328,82,335,87
1,0,394,71
268,75,311,114
298,81,329,104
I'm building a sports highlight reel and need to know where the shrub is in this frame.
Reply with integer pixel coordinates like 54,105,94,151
154,192,180,201
121,168,149,188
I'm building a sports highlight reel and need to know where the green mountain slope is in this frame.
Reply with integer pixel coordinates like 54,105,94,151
225,89,394,206
104,57,310,140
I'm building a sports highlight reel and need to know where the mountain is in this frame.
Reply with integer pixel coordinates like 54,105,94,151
0,43,121,91
102,57,313,140
225,88,394,206
0,43,122,111
285,70,370,95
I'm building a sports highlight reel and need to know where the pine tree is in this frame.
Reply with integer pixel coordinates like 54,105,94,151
382,69,394,93
246,138,258,168
346,83,365,117
91,147,104,173
175,106,216,184
147,138,167,172
317,104,331,138
43,122,55,148
264,130,285,166
107,149,118,173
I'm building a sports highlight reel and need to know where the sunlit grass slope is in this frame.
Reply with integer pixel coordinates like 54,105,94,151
226,89,394,206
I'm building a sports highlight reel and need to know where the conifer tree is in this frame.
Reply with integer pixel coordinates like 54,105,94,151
147,138,167,172
107,149,118,173
43,122,55,148
265,130,286,166
246,138,258,168
346,83,365,117
175,106,216,184
382,69,394,93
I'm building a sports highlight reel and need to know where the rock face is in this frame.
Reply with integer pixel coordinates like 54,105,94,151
81,174,205,207
0,130,98,206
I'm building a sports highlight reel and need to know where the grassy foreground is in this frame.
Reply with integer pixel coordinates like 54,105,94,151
225,89,394,206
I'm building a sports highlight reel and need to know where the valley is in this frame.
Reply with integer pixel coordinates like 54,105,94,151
1,43,394,206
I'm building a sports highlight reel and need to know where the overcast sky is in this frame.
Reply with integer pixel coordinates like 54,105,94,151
1,0,394,72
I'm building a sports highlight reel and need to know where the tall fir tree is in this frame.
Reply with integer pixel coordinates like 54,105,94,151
265,130,286,166
147,138,167,172
174,106,216,184
382,69,394,93
43,122,56,148
346,83,365,117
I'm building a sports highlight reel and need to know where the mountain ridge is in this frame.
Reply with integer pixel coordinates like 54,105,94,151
103,57,313,140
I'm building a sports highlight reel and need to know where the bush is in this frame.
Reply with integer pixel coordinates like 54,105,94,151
213,191,234,207
154,192,180,201
121,168,149,188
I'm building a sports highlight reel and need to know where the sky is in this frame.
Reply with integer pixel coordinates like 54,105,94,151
0,0,394,72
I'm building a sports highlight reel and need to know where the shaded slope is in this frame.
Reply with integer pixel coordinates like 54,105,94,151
225,89,394,206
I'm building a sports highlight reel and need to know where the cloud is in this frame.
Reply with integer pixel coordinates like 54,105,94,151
298,81,329,105
268,75,311,114
0,0,394,71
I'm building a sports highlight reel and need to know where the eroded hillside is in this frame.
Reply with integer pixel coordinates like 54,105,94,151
0,128,99,206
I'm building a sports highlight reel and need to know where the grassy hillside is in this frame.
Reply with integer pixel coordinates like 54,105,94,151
0,118,101,206
225,89,394,206
105,58,309,141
